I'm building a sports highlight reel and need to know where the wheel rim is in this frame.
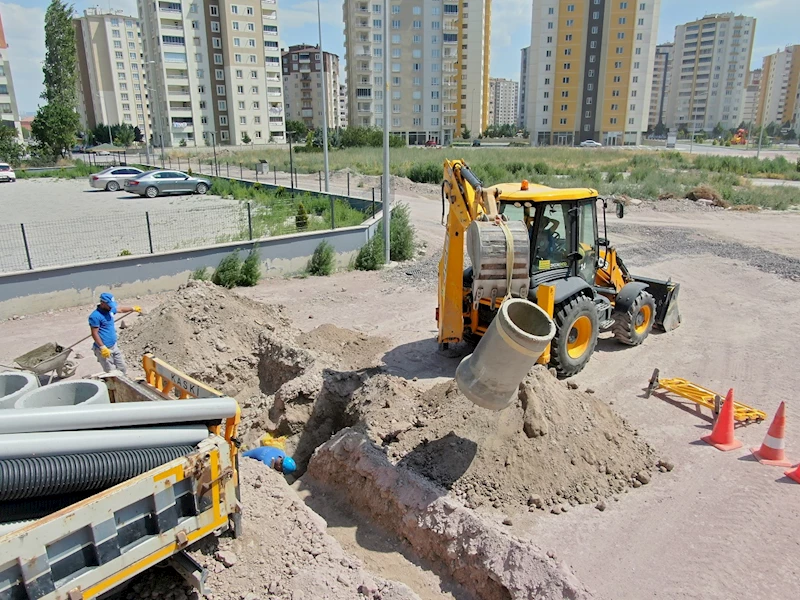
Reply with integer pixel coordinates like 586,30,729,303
197,184,207,194
634,304,652,334
108,182,118,191
146,187,157,197
567,315,592,359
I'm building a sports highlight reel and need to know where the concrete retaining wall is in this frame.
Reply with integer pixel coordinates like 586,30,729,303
0,218,381,320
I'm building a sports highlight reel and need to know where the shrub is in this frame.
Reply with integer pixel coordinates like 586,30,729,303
406,162,441,184
605,168,624,183
118,249,132,256
308,240,336,276
354,235,385,271
212,250,242,288
686,184,722,202
389,203,416,261
238,248,261,286
295,202,309,230
532,161,551,175
191,266,209,281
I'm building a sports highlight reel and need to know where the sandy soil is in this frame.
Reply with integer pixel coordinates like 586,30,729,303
2,185,799,599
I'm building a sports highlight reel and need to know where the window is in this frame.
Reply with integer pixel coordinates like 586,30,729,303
211,22,220,32
392,63,400,72
610,117,617,125
373,18,382,27
592,26,598,34
392,5,400,13
210,5,219,15
543,118,548,125
613,75,621,83
615,61,623,69
230,5,238,13
217,85,225,95
620,1,628,7
112,29,120,38
239,116,247,125
213,38,222,48
560,118,567,125
392,48,401,58
563,63,571,70
586,97,592,105
561,91,569,97
431,91,440,99
639,2,645,8
431,21,440,29
246,6,253,15
612,90,620,97
393,77,401,86
616,47,624,55
638,18,644,25
635,48,642,55
114,40,122,48
413,35,421,43
561,104,568,111
413,20,421,28
413,77,421,86
392,34,400,43
214,54,223,64
218,100,227,110
220,131,229,141
636,33,643,41
566,19,574,26
562,77,570,84
567,4,575,11
431,118,439,126
618,17,626,25
219,115,228,126
251,86,259,94
232,22,239,30
611,104,619,111
392,103,400,113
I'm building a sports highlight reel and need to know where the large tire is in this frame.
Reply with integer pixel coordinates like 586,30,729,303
613,291,656,346
550,295,599,377
106,180,120,192
145,186,159,198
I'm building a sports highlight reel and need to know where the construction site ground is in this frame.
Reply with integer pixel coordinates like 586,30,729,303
2,182,799,600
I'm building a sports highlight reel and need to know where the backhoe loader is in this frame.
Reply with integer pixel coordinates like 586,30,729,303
437,159,681,377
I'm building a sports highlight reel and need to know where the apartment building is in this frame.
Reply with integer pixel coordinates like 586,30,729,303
74,8,151,136
756,46,800,128
339,83,349,128
648,42,673,130
742,69,761,126
138,0,285,147
0,11,22,140
525,0,661,147
282,44,340,129
518,46,530,130
664,13,756,133
343,0,492,146
488,78,519,127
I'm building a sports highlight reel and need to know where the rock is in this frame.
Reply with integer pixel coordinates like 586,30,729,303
567,381,579,390
547,550,556,559
502,517,513,526
527,494,543,508
241,594,259,600
560,504,570,513
595,500,607,512
657,459,675,472
636,471,651,485
551,506,562,515
585,388,595,394
214,340,228,353
214,550,237,568
632,479,642,488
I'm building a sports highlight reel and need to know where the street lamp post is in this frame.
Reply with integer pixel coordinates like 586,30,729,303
146,60,166,167
287,131,295,189
317,0,330,192
382,0,391,263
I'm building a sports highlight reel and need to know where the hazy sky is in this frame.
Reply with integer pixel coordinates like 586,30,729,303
2,0,798,114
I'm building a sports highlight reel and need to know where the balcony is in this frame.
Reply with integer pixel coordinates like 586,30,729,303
262,0,276,5
168,105,192,114
160,24,184,32
262,10,277,20
158,2,182,13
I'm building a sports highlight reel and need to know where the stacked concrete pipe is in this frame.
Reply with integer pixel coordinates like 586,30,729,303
14,379,110,409
0,372,39,409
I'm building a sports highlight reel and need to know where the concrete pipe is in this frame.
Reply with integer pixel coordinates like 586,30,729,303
456,298,555,411
15,380,109,409
0,372,39,409
0,397,239,435
0,425,209,460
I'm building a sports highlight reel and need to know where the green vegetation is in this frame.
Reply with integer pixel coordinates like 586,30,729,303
0,127,24,165
16,161,101,180
295,202,309,230
191,266,210,281
354,234,384,271
211,249,261,288
307,240,336,276
239,248,261,286
355,202,417,271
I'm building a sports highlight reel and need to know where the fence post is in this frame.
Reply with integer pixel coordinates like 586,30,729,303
371,188,376,218
273,165,277,185
330,197,336,229
20,224,32,270
145,212,154,254
255,164,259,182
318,171,322,192
177,157,181,171
380,176,383,201
247,202,253,240
168,157,172,169
226,162,230,178
347,172,350,196
240,163,243,179
295,169,298,189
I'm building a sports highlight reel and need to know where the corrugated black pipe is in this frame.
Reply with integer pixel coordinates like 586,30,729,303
0,492,92,523
0,445,195,501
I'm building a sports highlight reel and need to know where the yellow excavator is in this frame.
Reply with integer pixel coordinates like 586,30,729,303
437,159,681,377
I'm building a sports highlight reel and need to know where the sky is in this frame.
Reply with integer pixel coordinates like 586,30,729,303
2,0,799,115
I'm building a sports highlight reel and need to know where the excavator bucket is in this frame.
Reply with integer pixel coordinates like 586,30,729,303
633,276,682,332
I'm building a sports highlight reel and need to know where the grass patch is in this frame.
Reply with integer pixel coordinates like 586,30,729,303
16,161,102,180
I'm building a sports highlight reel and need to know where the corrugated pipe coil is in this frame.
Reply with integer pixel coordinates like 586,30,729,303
0,445,195,501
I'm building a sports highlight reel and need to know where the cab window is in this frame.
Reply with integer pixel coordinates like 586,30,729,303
532,202,570,272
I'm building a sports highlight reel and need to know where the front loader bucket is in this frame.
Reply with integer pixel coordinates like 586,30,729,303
633,276,681,332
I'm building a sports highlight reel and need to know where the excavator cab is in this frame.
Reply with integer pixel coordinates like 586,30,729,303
438,159,681,377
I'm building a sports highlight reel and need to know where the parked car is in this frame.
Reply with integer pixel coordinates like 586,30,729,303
89,166,144,191
580,140,603,148
124,170,212,198
472,139,482,147
0,163,16,183
424,139,438,147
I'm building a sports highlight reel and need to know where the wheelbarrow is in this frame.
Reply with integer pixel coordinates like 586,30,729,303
14,343,77,383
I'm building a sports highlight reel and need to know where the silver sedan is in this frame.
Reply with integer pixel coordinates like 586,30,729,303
123,170,212,198
89,166,144,191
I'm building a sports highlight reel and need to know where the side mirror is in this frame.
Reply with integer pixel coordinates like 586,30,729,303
184,176,190,180
616,202,625,219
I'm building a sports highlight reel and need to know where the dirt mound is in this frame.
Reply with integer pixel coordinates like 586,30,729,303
345,367,656,510
121,457,420,600
120,280,290,396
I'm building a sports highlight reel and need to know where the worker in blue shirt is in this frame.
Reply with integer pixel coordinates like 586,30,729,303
88,292,141,374
243,445,297,475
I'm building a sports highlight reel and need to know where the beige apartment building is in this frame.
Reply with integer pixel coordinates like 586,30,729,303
742,69,761,126
525,0,661,146
0,12,22,140
665,13,756,133
756,46,800,129
518,46,530,130
648,42,673,130
343,0,492,146
138,0,285,147
282,44,340,129
74,8,151,136
488,78,519,127
339,83,348,127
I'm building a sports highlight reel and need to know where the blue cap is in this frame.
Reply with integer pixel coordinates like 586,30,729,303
282,456,297,474
99,292,115,304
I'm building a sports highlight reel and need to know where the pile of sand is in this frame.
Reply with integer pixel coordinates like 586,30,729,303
344,367,656,510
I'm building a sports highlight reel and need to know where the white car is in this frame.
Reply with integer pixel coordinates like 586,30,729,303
0,163,16,182
580,140,603,148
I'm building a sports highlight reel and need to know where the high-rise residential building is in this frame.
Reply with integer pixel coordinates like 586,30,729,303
342,0,492,146
742,68,761,126
648,42,673,130
665,13,755,133
138,0,286,147
518,46,530,130
339,83,349,128
74,8,151,138
525,0,661,147
756,46,800,128
488,78,519,127
282,44,340,129
0,12,22,140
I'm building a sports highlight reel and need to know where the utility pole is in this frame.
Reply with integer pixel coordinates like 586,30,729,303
147,61,166,167
288,131,295,188
317,0,330,192
382,0,391,263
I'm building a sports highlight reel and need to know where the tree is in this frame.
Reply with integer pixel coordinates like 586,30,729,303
241,132,251,145
461,124,471,140
286,120,309,138
114,125,135,147
0,126,24,165
42,0,77,107
30,103,78,157
712,122,724,137
133,126,143,143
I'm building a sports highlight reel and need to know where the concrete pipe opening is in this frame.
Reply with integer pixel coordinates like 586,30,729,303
0,373,40,409
456,299,555,411
15,380,110,409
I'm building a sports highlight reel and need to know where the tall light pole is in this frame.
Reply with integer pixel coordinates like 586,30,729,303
317,0,330,192
95,92,114,145
382,0,391,263
146,60,166,167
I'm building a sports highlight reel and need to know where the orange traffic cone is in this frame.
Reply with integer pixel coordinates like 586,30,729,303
751,401,792,467
785,464,800,484
701,389,742,451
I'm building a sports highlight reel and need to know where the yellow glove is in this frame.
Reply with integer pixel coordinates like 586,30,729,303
100,346,112,359
133,305,142,313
